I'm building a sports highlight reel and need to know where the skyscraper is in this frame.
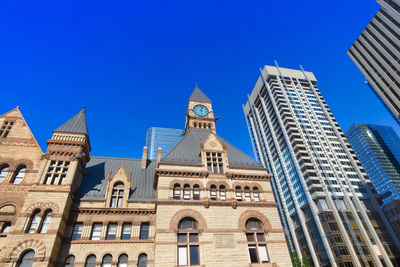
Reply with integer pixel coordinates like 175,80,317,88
146,127,184,160
346,123,400,239
243,64,400,267
348,0,400,125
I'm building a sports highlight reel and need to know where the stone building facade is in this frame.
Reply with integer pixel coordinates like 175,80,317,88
0,86,291,267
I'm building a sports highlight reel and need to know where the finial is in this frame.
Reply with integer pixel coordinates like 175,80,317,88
194,82,199,89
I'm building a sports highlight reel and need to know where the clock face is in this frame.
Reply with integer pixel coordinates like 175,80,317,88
193,105,209,117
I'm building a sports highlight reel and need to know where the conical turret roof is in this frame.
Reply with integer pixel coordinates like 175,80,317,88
189,84,212,103
54,108,88,135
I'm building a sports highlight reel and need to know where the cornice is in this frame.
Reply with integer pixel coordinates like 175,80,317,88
156,199,278,208
70,207,156,215
225,172,271,181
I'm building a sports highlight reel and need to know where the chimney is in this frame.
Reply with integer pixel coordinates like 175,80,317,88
142,146,148,169
156,147,162,164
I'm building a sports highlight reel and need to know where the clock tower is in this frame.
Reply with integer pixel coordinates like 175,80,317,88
184,84,217,134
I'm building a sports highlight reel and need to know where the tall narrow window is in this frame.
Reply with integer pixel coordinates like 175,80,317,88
219,185,226,200
17,250,35,267
65,255,75,267
193,185,200,200
138,253,147,267
183,184,191,200
244,187,251,202
235,186,242,201
91,223,102,240
177,218,199,266
0,121,13,138
174,184,181,200
27,210,41,233
140,222,150,239
210,185,217,200
11,165,26,184
44,161,69,185
39,210,52,233
102,254,112,267
71,223,83,240
253,187,260,202
106,223,117,240
118,254,128,267
110,182,124,208
246,218,268,264
0,165,9,183
85,255,96,267
121,223,131,240
206,152,223,174
1,222,11,234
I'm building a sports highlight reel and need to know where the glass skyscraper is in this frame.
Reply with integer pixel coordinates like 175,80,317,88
146,127,183,160
243,64,400,266
346,123,400,240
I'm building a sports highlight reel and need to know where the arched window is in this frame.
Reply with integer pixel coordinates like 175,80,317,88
246,218,268,264
183,184,191,200
39,210,52,233
235,186,242,201
11,165,26,184
110,182,124,208
118,254,128,267
253,187,260,202
85,255,96,267
137,253,147,267
244,187,251,202
0,165,9,183
27,210,41,233
102,254,112,267
219,185,226,200
17,250,35,267
177,218,199,266
173,184,181,200
193,185,200,200
65,255,75,267
210,185,217,200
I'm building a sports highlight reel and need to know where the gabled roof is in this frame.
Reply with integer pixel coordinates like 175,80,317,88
55,108,88,135
77,156,156,201
189,84,212,103
161,129,264,169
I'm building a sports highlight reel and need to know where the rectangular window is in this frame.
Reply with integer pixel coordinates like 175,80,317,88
140,222,149,240
258,245,269,263
1,222,11,234
91,223,102,240
248,245,258,263
206,152,223,174
106,223,117,240
0,121,13,138
121,223,131,240
71,223,83,240
44,161,69,185
190,245,199,265
178,246,188,266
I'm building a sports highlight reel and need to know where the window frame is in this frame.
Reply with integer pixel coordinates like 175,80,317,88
11,165,26,184
27,209,41,234
106,223,117,240
177,218,200,266
71,223,83,240
91,223,102,240
245,218,269,264
110,182,124,208
140,222,150,240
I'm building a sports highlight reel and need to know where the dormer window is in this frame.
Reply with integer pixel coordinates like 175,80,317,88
110,182,124,208
206,152,223,174
0,121,13,138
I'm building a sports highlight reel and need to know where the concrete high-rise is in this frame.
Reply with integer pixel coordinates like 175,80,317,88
348,0,400,125
346,123,400,240
146,127,183,160
243,64,400,267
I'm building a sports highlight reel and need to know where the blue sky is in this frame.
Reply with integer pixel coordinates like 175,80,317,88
1,0,397,159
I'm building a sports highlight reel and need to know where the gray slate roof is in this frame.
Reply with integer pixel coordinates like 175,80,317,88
55,108,88,135
161,129,264,169
77,156,156,201
189,85,212,103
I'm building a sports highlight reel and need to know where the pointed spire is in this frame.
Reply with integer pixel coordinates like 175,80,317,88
54,108,88,135
189,83,212,103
